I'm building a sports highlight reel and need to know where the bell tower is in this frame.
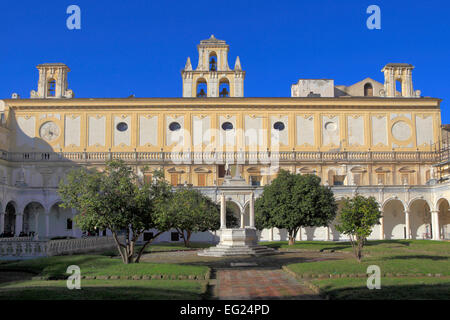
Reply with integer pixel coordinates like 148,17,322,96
30,63,74,99
181,35,245,98
381,63,420,98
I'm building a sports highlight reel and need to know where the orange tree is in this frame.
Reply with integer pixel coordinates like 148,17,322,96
255,170,337,245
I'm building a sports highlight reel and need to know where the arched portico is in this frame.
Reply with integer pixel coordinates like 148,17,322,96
436,198,450,240
49,202,75,238
23,202,45,236
382,198,406,239
3,201,17,235
408,199,431,239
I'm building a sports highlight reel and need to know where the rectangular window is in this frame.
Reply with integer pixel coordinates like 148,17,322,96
171,173,179,186
353,173,361,186
401,174,409,185
377,173,385,185
66,218,73,230
250,175,261,186
333,175,345,186
198,173,206,186
143,232,153,241
171,232,179,241
144,173,152,185
218,165,226,178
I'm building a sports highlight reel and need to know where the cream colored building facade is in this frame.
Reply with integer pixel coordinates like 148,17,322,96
0,35,449,242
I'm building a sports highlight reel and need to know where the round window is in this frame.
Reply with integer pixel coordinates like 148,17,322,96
116,122,128,132
273,121,285,131
169,122,181,131
222,122,234,131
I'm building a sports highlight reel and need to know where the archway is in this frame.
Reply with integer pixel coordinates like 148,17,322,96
226,200,241,228
219,78,230,97
408,199,431,239
4,202,16,236
383,199,406,239
50,202,75,238
196,78,207,97
23,202,45,236
437,198,450,240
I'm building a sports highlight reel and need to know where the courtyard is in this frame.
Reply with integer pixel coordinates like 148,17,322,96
0,239,447,300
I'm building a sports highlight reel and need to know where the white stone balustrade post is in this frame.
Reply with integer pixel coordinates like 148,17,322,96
379,211,384,240
249,192,255,228
431,210,440,240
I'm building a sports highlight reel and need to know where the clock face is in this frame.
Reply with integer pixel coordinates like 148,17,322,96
40,121,60,141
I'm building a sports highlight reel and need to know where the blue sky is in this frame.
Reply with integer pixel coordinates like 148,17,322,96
0,0,449,121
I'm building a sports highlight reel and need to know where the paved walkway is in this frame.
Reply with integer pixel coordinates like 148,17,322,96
214,269,322,300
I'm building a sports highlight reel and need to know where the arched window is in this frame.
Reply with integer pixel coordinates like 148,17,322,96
47,79,56,97
209,52,217,71
364,83,373,96
219,78,230,97
196,78,207,97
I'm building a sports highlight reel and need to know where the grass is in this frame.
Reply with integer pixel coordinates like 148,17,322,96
101,241,213,257
264,239,450,256
280,239,450,299
0,279,207,300
311,277,450,300
0,255,210,279
283,240,450,276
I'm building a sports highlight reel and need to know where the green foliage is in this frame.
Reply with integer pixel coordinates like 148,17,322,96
163,187,220,247
255,170,337,244
58,160,173,263
335,194,382,261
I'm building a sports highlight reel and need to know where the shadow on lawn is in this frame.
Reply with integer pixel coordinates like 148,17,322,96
381,255,449,261
323,282,450,300
0,282,204,300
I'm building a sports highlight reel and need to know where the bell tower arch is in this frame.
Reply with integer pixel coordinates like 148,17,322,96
30,63,74,99
381,63,420,98
181,35,245,97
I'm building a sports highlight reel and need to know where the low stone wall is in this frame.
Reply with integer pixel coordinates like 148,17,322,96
0,236,118,259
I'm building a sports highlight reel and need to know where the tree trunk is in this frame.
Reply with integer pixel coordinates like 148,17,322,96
185,230,191,248
135,231,163,263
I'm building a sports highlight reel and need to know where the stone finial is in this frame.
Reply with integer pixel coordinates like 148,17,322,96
184,57,192,71
234,56,242,71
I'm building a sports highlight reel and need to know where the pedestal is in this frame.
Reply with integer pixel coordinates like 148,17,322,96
198,228,276,257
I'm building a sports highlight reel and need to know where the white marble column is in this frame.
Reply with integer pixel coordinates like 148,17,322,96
379,211,384,240
15,213,23,235
45,213,50,237
249,192,255,228
0,213,4,234
326,226,330,241
220,194,226,229
240,212,245,228
431,210,440,240
269,228,273,241
405,210,411,239
34,213,39,235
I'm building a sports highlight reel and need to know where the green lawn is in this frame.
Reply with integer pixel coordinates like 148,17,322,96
0,255,209,279
101,241,213,257
280,240,450,299
264,239,450,256
0,279,207,300
311,277,450,300
283,240,450,276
